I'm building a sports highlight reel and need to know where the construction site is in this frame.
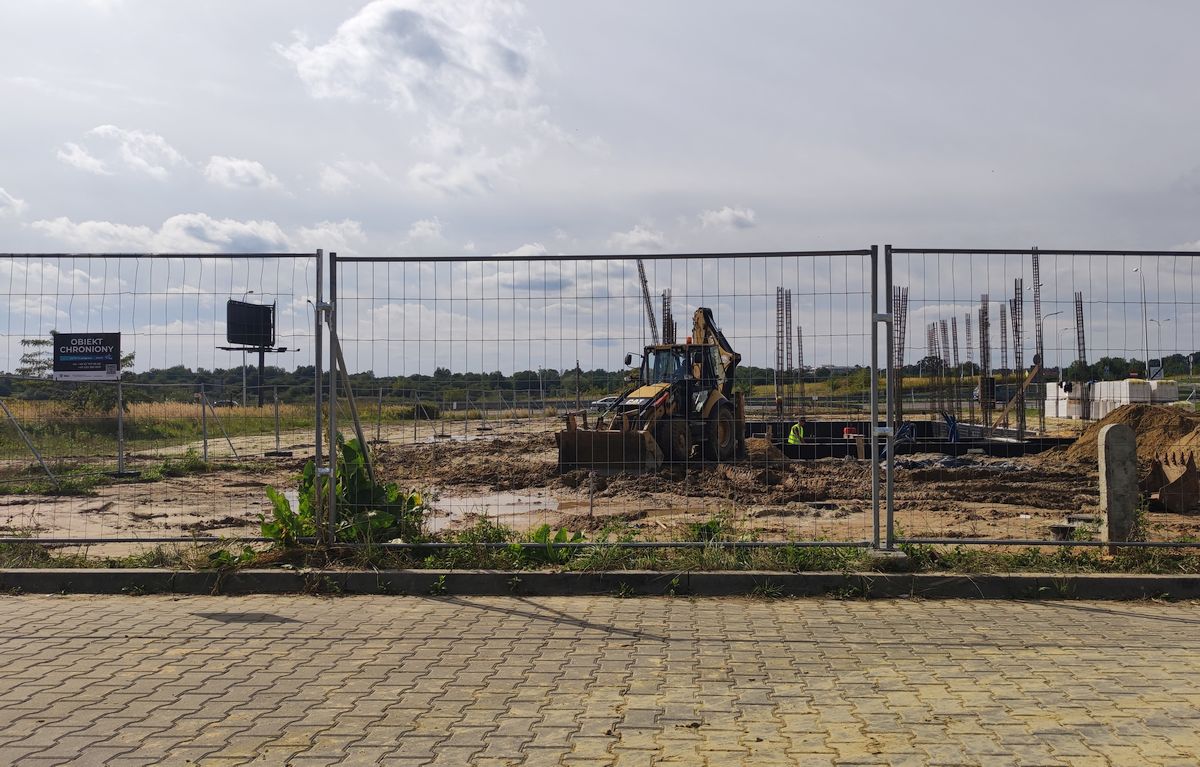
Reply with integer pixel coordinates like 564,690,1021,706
2,248,1200,549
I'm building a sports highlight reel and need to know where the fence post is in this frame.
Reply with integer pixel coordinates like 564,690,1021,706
327,251,338,540
376,386,383,443
869,245,880,549
200,382,208,463
884,245,896,550
273,385,281,453
116,380,126,475
314,248,325,542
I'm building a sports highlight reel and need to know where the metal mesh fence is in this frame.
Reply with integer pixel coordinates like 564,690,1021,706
0,253,318,547
887,247,1200,546
331,251,877,546
6,246,1199,552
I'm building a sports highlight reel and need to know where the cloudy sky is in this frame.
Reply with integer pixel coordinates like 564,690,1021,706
2,1,1199,375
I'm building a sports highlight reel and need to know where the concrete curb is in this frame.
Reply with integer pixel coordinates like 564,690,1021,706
1,569,1198,599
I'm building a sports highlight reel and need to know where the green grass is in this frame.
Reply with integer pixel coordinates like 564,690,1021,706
5,533,1200,576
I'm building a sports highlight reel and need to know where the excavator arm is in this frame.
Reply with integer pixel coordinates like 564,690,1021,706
692,307,741,397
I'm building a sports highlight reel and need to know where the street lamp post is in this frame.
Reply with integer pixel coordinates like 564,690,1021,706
1057,327,1073,383
1149,318,1172,379
1132,268,1150,379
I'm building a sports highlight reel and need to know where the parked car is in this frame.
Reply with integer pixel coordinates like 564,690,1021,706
212,399,240,407
589,395,618,413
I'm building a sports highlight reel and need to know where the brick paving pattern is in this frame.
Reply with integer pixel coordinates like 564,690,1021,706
1,595,1199,765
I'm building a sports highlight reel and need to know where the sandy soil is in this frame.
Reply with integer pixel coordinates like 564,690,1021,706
7,409,1200,548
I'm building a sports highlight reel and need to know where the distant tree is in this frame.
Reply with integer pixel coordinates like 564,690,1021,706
16,336,54,378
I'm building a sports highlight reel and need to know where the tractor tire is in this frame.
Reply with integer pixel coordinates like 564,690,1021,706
706,402,737,463
656,419,691,465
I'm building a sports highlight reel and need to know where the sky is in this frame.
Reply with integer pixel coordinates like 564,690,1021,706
2,1,1200,376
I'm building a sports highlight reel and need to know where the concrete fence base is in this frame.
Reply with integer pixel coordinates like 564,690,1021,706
2,569,1199,600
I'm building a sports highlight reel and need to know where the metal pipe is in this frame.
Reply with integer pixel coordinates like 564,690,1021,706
333,540,875,550
116,381,125,475
273,385,281,453
328,251,338,540
200,383,208,463
314,249,324,539
869,245,880,549
332,249,874,264
884,245,896,550
0,398,57,485
5,537,1199,549
896,537,1200,548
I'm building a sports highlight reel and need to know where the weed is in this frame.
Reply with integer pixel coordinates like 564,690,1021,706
428,574,448,596
613,581,636,598
207,545,256,570
687,513,733,543
525,525,584,566
570,544,633,572
750,579,784,599
507,575,523,593
262,436,427,547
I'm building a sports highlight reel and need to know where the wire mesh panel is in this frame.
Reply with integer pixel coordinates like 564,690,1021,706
332,251,876,546
0,253,318,547
888,247,1200,546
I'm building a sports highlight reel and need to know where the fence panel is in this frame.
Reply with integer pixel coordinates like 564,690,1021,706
887,247,1200,546
332,251,878,546
0,253,319,549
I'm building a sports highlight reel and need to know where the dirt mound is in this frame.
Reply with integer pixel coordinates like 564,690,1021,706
743,436,786,463
1063,404,1200,465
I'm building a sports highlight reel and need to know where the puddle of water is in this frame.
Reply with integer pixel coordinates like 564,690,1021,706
419,433,491,444
426,491,559,532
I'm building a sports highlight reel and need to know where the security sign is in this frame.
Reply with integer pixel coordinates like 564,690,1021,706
52,332,121,381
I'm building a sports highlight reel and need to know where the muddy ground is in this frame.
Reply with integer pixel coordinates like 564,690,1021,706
373,431,1126,542
6,411,1200,548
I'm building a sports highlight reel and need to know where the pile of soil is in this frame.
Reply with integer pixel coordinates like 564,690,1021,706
1063,404,1200,465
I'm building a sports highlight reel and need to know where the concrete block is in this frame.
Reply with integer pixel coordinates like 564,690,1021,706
1098,423,1138,548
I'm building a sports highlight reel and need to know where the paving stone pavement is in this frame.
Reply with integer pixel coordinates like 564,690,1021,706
2,596,1200,766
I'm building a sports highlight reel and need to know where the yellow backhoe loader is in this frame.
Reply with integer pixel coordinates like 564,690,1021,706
557,307,745,473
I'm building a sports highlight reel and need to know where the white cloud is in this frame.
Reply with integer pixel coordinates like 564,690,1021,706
33,213,292,252
494,242,546,258
406,138,524,197
318,164,353,194
0,187,27,218
278,0,541,119
406,217,442,241
31,212,368,255
698,205,757,231
294,219,368,255
56,142,111,175
607,225,666,252
56,125,187,180
203,156,283,190
88,125,187,179
279,0,556,196
317,159,390,194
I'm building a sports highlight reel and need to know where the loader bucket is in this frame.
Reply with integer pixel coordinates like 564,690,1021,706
556,428,663,474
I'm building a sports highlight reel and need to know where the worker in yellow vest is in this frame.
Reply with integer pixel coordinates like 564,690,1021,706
787,418,806,445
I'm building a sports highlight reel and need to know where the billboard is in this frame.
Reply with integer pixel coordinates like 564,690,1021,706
52,332,121,382
226,300,275,348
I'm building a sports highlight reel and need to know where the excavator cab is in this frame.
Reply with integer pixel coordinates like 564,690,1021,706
556,307,745,474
